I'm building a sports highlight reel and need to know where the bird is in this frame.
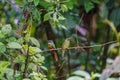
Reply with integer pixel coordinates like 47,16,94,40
62,37,72,58
48,40,59,62
48,40,56,49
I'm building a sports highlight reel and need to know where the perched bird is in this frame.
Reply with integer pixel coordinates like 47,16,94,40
48,40,59,62
48,40,56,49
62,37,72,58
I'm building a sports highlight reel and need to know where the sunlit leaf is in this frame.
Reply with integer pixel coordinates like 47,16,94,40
58,24,67,30
40,66,48,71
53,12,57,22
0,61,10,69
30,37,40,47
15,55,26,63
72,70,91,79
0,33,5,39
1,24,12,35
67,76,84,80
32,47,42,53
44,12,51,21
65,0,77,10
61,4,68,12
58,15,66,20
34,0,39,6
7,42,22,49
92,73,101,78
15,0,24,7
28,0,33,2
23,78,30,80
107,78,118,80
44,0,51,3
6,37,17,43
0,42,6,53
108,43,119,53
4,68,14,80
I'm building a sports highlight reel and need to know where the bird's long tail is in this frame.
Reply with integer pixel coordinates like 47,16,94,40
62,50,65,58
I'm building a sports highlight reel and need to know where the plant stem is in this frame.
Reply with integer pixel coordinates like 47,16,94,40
67,50,71,75
13,69,16,80
101,26,110,70
22,43,30,79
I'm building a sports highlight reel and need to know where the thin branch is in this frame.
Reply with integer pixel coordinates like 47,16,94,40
27,41,117,57
22,44,30,78
67,50,71,75
13,66,16,80
56,61,65,74
39,41,117,53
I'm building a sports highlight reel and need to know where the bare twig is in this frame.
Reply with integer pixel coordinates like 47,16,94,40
38,41,116,53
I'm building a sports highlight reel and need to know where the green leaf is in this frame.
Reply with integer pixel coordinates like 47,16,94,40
34,0,39,6
53,12,58,22
108,43,119,53
7,42,22,49
58,24,67,30
30,72,38,76
1,24,12,35
0,33,5,39
23,78,30,80
61,4,68,12
32,9,41,22
44,0,51,3
35,54,45,63
15,0,24,7
84,0,94,13
44,12,51,21
29,46,42,54
91,0,100,4
65,0,77,10
39,0,52,9
92,73,101,78
28,0,33,2
0,24,2,28
6,37,17,43
4,68,14,80
0,42,6,53
58,15,66,20
72,70,91,79
17,38,24,44
24,32,31,42
0,61,10,70
67,76,84,80
15,55,26,63
32,47,42,53
40,66,48,71
107,78,118,80
43,78,47,80
30,37,40,47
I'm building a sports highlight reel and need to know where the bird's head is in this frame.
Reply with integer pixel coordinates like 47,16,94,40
66,37,72,41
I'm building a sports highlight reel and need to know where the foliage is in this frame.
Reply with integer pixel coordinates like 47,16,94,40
0,0,120,80
0,23,47,80
67,70,100,80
